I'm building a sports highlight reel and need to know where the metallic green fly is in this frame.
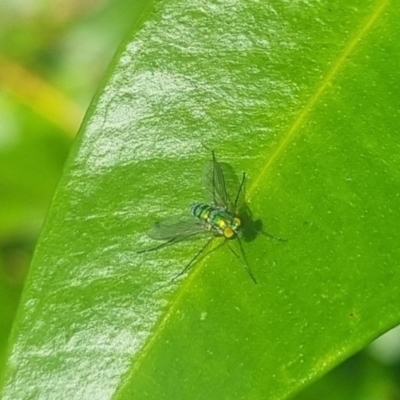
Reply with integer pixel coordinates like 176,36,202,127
137,151,257,283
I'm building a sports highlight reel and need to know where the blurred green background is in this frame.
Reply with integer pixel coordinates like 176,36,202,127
0,0,399,398
0,0,143,373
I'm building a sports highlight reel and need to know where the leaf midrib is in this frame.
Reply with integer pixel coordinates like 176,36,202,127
248,0,390,198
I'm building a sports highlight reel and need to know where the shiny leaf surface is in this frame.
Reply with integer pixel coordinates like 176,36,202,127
1,1,399,399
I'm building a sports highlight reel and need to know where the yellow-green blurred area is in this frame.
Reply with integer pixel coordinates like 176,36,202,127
0,0,143,372
0,0,399,398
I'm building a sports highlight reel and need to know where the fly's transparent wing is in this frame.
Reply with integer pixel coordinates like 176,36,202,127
203,151,229,208
203,152,245,212
148,216,206,241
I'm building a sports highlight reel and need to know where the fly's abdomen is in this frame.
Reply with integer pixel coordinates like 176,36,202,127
190,203,212,223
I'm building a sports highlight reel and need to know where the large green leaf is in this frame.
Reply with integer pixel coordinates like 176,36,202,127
1,0,399,399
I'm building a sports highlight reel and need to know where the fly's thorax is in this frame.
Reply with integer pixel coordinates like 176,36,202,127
190,204,242,238
209,209,242,239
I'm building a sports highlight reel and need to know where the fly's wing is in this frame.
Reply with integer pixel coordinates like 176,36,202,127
147,216,206,241
203,151,229,208
203,152,245,213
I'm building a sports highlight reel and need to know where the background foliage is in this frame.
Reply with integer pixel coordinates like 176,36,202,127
0,0,400,398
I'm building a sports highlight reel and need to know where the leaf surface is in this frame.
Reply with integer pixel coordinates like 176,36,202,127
1,1,400,399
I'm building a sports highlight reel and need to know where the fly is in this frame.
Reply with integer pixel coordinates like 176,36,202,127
137,151,257,283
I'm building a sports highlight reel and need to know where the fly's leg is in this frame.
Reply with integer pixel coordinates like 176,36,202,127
226,238,257,284
137,237,177,254
259,229,287,242
173,237,225,280
245,220,287,242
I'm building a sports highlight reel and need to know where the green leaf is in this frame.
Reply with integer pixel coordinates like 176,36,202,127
1,0,399,399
